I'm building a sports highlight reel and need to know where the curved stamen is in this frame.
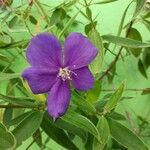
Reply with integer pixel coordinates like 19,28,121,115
57,67,77,81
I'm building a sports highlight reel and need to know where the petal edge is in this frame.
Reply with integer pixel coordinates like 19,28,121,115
64,32,98,69
72,66,94,90
22,67,57,94
47,79,71,120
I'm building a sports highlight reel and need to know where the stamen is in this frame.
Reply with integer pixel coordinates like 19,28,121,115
58,67,71,81
57,67,77,81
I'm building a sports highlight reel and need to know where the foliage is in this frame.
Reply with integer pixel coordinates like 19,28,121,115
0,0,150,149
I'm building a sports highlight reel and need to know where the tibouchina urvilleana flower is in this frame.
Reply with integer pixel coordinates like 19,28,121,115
22,32,98,121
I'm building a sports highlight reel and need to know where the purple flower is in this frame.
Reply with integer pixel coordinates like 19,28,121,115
22,32,98,121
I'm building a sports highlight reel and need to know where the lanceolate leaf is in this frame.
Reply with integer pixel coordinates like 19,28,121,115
8,16,18,28
12,111,44,146
127,28,142,57
0,93,40,107
3,105,13,128
93,0,119,5
143,20,150,32
141,88,150,95
133,0,147,19
86,80,101,104
108,118,148,150
0,34,12,47
88,28,104,75
117,1,133,36
102,35,150,48
0,73,20,82
50,8,66,26
72,91,96,114
0,123,16,150
142,47,150,69
41,113,78,150
7,111,33,126
32,129,43,148
93,116,110,150
58,12,78,39
138,59,148,79
62,110,100,141
0,54,10,62
43,112,87,141
29,15,37,25
104,82,125,112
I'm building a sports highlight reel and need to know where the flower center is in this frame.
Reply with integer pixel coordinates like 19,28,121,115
58,67,71,81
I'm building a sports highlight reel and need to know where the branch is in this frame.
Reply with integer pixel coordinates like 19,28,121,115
101,87,149,92
0,104,39,109
99,21,133,81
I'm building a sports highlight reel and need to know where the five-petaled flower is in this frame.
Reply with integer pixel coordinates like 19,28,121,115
22,32,98,121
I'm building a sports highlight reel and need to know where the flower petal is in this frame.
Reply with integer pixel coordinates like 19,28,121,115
47,79,70,121
22,67,57,94
27,33,62,69
72,67,94,90
64,33,98,70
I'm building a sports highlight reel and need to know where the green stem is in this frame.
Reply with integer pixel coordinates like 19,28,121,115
0,104,38,109
99,21,134,81
101,88,148,92
33,0,51,28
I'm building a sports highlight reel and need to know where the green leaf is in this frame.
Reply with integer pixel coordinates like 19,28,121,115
133,0,147,19
86,7,92,19
93,0,119,5
62,110,100,141
142,47,150,69
0,123,16,150
104,82,125,113
34,0,50,26
128,28,142,57
8,16,18,28
138,59,148,79
93,116,110,150
88,28,104,75
141,88,150,95
50,8,66,26
0,40,28,49
3,104,13,128
29,15,37,25
72,91,96,114
143,20,150,32
12,111,43,146
7,111,33,126
102,35,150,48
108,118,148,150
41,113,78,150
117,1,133,36
3,81,14,128
0,93,40,107
0,54,10,62
58,12,78,39
95,99,108,113
86,80,101,104
85,21,97,35
0,34,12,47
108,112,126,120
33,129,43,148
43,112,87,141
0,73,20,82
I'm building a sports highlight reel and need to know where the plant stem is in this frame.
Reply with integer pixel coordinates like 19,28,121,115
101,88,148,92
99,21,133,81
26,130,43,150
33,0,51,28
0,104,38,109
